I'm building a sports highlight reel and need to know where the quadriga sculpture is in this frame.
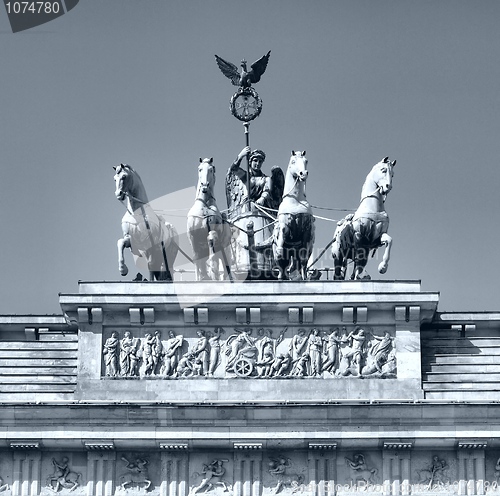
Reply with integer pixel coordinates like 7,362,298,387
331,157,396,280
187,158,232,280
273,151,315,280
114,163,179,281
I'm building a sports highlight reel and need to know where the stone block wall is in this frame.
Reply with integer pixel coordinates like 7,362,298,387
0,328,78,401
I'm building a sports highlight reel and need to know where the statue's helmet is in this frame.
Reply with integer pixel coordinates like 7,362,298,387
249,149,266,162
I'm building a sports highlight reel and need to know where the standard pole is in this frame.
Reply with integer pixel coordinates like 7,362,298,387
244,122,251,204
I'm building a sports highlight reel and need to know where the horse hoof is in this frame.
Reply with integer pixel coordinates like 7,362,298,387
120,265,128,276
378,262,388,274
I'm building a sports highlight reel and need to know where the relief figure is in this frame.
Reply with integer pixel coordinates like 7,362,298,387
208,328,225,376
142,332,155,376
191,330,210,376
103,331,120,377
46,456,81,492
345,454,378,484
161,330,184,377
268,456,304,494
192,459,230,494
119,456,151,491
322,328,342,374
120,331,140,377
306,329,323,377
417,456,448,488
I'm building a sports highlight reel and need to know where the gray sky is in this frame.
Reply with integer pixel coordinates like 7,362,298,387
1,1,499,314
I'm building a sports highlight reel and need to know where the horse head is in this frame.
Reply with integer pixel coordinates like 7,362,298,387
369,157,396,197
113,163,138,201
113,163,149,205
197,158,215,198
288,151,308,182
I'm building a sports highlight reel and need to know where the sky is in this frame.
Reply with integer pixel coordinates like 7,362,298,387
0,0,499,315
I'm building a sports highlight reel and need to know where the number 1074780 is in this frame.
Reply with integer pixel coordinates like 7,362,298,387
5,2,60,14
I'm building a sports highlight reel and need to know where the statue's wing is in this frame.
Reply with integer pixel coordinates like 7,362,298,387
215,55,240,86
248,51,271,84
269,165,285,210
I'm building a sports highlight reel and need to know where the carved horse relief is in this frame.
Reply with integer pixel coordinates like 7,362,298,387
273,151,315,280
332,157,396,280
114,164,179,281
187,158,232,281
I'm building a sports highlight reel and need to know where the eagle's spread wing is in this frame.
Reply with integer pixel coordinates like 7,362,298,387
215,55,240,86
248,50,271,84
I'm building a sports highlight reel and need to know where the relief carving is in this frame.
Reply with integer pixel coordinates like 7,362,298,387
268,456,304,494
417,456,448,488
101,326,396,379
191,459,231,494
207,327,225,377
495,457,500,485
339,328,396,378
103,331,120,377
46,457,81,493
345,454,378,484
0,476,8,493
161,331,184,377
224,328,287,377
120,332,140,377
118,456,151,491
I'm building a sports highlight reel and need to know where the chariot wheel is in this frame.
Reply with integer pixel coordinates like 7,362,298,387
234,357,254,377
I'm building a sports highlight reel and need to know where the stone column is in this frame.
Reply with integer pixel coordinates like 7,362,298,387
308,444,337,496
160,450,189,496
233,446,263,496
86,450,116,496
383,443,412,496
457,445,486,496
11,450,41,496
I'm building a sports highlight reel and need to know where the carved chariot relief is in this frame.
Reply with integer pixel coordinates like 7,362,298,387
101,327,396,379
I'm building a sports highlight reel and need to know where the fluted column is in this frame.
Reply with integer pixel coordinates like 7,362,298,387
86,450,116,496
11,450,41,496
160,450,189,496
383,442,413,496
308,444,337,496
233,445,262,496
457,444,486,496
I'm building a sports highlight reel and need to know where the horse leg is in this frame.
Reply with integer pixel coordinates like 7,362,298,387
273,222,289,280
378,233,392,274
118,224,131,276
333,257,346,280
353,248,370,280
207,231,220,281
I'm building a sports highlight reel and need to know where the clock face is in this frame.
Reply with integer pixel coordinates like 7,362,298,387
230,87,262,122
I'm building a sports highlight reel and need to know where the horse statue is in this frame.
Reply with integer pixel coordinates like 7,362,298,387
331,157,396,280
273,151,315,280
114,163,179,281
187,158,232,280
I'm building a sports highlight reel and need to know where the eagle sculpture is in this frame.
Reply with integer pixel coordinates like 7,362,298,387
215,51,271,88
